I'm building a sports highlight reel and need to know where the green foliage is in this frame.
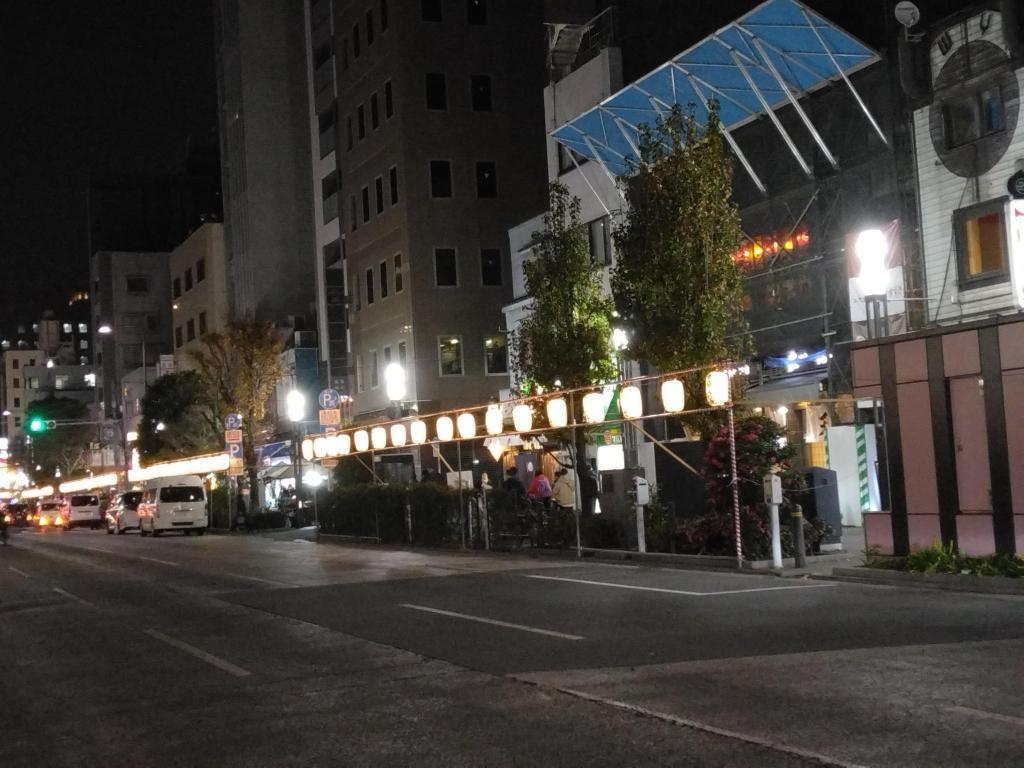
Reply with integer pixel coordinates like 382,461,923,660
319,483,463,546
512,182,617,389
643,488,677,553
138,371,219,465
869,541,1024,578
611,104,748,380
24,397,92,482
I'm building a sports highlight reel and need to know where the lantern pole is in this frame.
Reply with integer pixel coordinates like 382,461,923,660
728,403,743,567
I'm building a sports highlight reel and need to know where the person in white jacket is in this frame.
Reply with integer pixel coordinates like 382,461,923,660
551,468,576,512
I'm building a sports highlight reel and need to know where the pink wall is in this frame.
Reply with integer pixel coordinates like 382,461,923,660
865,513,893,555
897,382,939,517
957,515,995,557
908,515,942,551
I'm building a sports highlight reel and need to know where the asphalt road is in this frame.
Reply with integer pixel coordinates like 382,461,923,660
1,527,1022,768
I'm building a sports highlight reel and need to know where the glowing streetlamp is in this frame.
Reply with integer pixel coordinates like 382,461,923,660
384,363,407,403
855,228,890,339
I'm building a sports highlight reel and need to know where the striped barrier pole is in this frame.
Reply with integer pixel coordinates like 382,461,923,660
728,405,743,566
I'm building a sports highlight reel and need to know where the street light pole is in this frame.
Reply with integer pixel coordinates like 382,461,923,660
286,389,306,518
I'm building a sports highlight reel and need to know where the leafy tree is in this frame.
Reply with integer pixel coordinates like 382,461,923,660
612,105,748,401
24,397,93,483
190,320,286,509
512,182,617,391
138,371,219,465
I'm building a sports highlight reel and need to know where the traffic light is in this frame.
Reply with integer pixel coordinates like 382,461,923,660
28,417,46,434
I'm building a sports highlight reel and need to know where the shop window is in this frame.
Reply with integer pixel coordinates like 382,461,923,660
954,199,1008,286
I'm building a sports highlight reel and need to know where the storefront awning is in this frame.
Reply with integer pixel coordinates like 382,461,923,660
551,0,883,192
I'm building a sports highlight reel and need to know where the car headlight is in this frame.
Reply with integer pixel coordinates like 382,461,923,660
2,514,11,523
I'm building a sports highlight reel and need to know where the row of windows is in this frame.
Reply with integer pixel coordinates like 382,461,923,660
171,257,207,299
355,340,407,392
346,81,394,150
173,312,208,349
337,1,390,73
425,73,493,112
422,0,488,24
355,254,404,311
435,247,502,287
354,333,507,393
349,166,399,231
430,160,497,199
60,322,89,336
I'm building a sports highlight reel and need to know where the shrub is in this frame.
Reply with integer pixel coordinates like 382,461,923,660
246,511,287,530
867,541,1024,578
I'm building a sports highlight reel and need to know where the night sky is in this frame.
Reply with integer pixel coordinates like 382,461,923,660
0,1,217,335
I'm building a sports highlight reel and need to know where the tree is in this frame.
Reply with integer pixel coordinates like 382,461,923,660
138,371,219,465
190,320,286,510
612,105,748,389
24,397,93,483
512,182,617,390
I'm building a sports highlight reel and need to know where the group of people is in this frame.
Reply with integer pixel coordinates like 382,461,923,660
503,465,576,513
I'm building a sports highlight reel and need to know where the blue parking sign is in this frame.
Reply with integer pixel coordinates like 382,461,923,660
227,442,243,459
224,413,242,430
318,388,340,409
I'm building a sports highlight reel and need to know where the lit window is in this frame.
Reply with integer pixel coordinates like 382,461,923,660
62,323,72,334
78,323,87,334
484,335,508,375
954,200,1008,285
438,337,463,376
55,375,69,390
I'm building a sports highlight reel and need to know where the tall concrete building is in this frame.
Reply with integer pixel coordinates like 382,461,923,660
215,0,316,327
303,0,548,418
169,223,230,370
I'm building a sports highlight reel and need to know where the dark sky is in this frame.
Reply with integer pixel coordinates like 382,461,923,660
0,0,217,334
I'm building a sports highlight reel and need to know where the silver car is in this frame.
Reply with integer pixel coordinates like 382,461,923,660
106,491,143,535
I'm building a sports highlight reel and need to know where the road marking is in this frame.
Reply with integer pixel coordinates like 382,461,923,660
525,574,838,597
947,705,1024,727
400,604,584,641
555,687,868,768
225,572,293,588
53,587,94,607
8,566,30,578
137,556,180,567
144,629,253,678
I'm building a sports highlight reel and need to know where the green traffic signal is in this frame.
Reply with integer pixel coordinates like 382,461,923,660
27,417,46,433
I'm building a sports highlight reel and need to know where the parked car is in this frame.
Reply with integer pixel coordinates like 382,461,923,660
138,476,208,536
35,499,68,530
66,493,103,530
106,491,143,534
2,503,30,527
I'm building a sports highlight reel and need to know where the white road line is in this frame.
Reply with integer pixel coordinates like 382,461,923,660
144,629,253,678
524,574,838,597
225,572,292,588
53,587,94,607
137,556,180,567
8,566,31,578
400,604,584,641
947,705,1024,727
556,687,868,768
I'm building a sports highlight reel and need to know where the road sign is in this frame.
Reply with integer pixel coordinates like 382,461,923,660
224,429,243,444
229,457,244,468
224,413,242,430
227,463,244,477
227,442,243,459
319,408,341,426
318,388,341,409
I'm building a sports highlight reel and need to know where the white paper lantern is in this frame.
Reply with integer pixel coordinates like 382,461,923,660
545,397,568,428
512,403,533,433
338,433,352,455
457,412,477,439
705,371,731,407
313,436,328,459
354,429,370,452
436,416,454,442
619,385,643,419
661,379,685,413
487,440,505,461
301,438,314,462
410,420,428,444
390,423,407,447
371,427,388,450
485,404,503,436
582,392,606,424
325,433,341,457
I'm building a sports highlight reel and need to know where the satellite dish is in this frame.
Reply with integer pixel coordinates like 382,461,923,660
895,1,920,29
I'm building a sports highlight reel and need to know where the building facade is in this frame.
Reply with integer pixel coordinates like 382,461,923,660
169,223,230,370
303,0,549,419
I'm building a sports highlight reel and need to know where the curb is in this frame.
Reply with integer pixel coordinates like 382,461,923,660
829,567,1024,595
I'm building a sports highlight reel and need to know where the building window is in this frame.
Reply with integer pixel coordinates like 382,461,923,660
434,248,458,286
380,0,389,30
438,337,463,376
347,116,353,150
197,258,206,282
425,73,447,110
146,314,157,331
356,354,364,392
383,345,392,364
470,75,492,111
12,359,18,369
175,327,183,348
384,81,394,118
27,377,38,390
78,323,87,334
943,87,1005,149
62,322,72,334
13,397,19,408
125,275,149,294
185,267,193,291
357,105,366,139
430,160,452,198
389,166,399,204
588,216,612,266
375,176,384,213
370,92,380,129
467,0,486,24
186,319,195,341
341,37,349,70
398,341,407,367
484,335,508,375
366,267,375,304
14,417,20,428
350,196,358,231
361,186,370,222
481,248,502,286
954,199,1009,286
55,375,69,390
557,144,588,174
379,260,389,299
80,339,88,349
370,350,379,388
475,161,497,197
394,254,403,293
366,9,375,44
352,23,361,58
199,311,207,335
11,378,19,389
422,0,442,21
355,272,362,310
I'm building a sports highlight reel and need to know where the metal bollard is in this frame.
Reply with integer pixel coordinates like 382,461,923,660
790,503,807,569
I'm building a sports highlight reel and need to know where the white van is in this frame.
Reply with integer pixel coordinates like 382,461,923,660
138,476,208,536
67,494,102,530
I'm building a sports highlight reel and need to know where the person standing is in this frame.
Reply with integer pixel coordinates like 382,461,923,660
552,468,576,513
526,468,552,507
